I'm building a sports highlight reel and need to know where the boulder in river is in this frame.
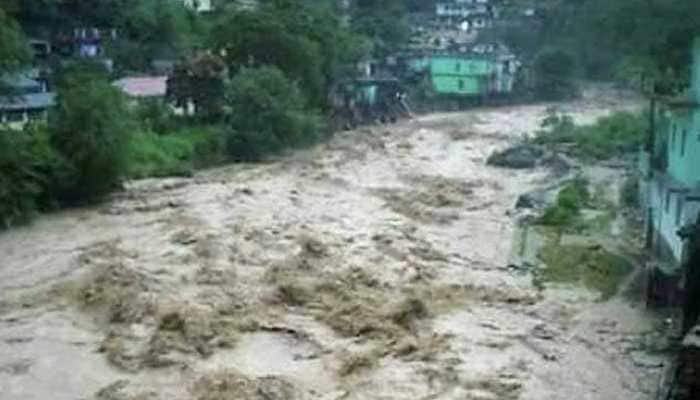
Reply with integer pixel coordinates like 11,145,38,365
487,144,544,169
515,189,548,209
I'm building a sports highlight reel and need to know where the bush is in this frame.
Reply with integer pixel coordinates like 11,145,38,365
0,124,68,228
540,177,590,227
574,112,645,159
225,66,325,160
0,131,43,227
538,243,632,300
535,110,645,160
135,98,176,135
49,76,133,204
125,126,224,179
533,48,577,101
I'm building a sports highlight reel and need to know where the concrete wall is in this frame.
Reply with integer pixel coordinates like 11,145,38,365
666,112,700,188
643,175,700,264
640,38,700,267
429,57,494,96
431,75,485,95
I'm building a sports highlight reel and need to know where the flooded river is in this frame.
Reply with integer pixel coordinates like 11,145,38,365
0,88,662,400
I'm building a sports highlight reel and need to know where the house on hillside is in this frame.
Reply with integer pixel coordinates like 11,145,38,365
183,0,213,12
430,56,494,97
436,0,498,31
113,76,168,99
426,44,520,99
0,74,55,130
640,39,700,308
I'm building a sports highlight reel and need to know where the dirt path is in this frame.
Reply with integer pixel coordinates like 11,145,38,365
0,90,662,400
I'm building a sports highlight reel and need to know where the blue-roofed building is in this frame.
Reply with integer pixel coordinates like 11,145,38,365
0,73,55,130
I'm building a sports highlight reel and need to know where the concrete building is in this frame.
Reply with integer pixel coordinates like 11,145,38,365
426,43,520,98
183,0,213,12
114,76,168,99
436,0,498,31
0,74,55,130
640,39,700,307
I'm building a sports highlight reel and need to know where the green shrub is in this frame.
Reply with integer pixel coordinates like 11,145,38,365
0,123,69,228
540,177,590,227
535,110,645,160
0,131,43,227
538,243,632,300
125,127,224,179
49,77,133,204
225,66,326,160
575,112,645,159
135,98,176,135
532,48,578,100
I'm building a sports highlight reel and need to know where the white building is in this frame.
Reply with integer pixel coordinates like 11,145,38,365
183,0,213,12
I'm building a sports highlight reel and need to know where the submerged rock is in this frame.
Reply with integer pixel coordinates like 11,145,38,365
515,190,547,209
487,144,544,169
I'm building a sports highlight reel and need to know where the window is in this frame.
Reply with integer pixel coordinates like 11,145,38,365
676,198,684,226
458,80,465,90
26,109,45,120
681,129,687,156
671,125,676,152
5,111,25,123
455,62,461,72
666,192,671,213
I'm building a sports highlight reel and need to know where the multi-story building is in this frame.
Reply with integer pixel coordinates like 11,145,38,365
436,0,498,31
640,39,700,307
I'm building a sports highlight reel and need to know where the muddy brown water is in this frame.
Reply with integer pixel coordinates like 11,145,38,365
0,89,663,400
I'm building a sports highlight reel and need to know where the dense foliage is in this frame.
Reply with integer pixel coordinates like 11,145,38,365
494,0,700,92
0,130,45,227
0,0,690,228
534,110,646,160
167,53,227,121
351,0,410,56
126,126,224,178
49,75,133,203
532,48,577,100
540,177,590,228
225,66,325,160
0,8,30,86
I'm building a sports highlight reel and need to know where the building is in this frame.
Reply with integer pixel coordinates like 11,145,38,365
426,44,520,98
113,76,168,99
640,41,700,266
640,38,700,313
0,93,55,130
0,74,55,130
436,0,498,31
430,56,494,96
183,0,213,12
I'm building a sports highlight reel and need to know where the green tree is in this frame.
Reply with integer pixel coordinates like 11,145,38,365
0,131,43,227
167,52,227,121
111,0,203,70
0,123,68,228
49,75,133,203
210,9,325,107
532,48,577,100
351,0,410,55
263,0,372,102
225,66,325,160
0,9,30,88
504,0,700,92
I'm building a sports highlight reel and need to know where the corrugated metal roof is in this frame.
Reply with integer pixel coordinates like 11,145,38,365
113,76,167,98
0,92,55,111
